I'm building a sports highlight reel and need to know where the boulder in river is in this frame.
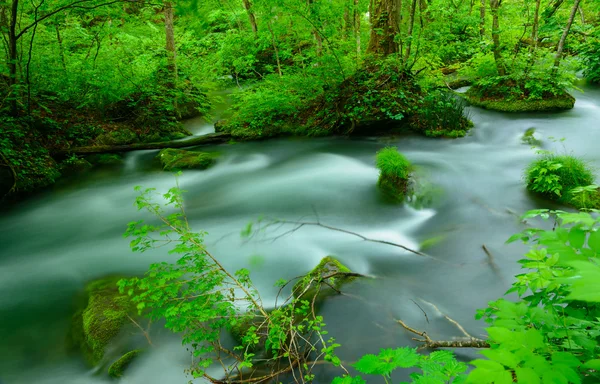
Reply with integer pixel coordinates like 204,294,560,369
293,256,357,302
157,148,218,171
68,276,136,367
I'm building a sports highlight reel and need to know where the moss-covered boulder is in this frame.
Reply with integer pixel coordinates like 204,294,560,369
108,349,142,378
292,256,357,302
464,86,575,112
95,129,139,146
157,148,218,171
68,276,136,366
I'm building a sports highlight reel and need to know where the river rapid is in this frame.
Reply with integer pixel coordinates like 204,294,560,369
1,86,600,383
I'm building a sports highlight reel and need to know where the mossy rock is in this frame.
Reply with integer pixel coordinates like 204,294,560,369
157,148,218,171
95,129,139,146
108,349,142,378
68,276,135,366
463,88,575,112
292,256,356,302
86,154,124,166
214,119,228,133
60,158,93,176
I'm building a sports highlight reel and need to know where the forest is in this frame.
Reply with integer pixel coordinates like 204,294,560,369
0,0,600,383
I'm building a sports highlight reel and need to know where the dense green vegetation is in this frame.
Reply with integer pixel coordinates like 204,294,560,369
526,150,600,210
2,0,600,381
1,0,598,197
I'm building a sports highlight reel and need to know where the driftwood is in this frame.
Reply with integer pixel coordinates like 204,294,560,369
54,132,232,155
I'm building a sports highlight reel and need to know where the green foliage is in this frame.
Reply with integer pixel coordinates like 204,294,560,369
581,33,600,84
120,185,346,380
333,348,467,384
525,151,598,209
412,90,471,138
469,210,600,384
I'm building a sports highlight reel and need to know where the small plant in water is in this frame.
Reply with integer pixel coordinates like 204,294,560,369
376,147,412,202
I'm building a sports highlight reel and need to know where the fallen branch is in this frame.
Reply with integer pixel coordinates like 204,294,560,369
54,132,232,155
257,217,433,260
396,319,489,350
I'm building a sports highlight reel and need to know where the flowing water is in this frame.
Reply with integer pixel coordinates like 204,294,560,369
1,86,600,383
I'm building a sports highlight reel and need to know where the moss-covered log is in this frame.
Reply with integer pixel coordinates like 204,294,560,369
54,132,231,156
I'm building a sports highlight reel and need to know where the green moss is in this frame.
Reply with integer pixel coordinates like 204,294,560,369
293,256,356,302
69,276,135,366
464,88,575,112
376,147,412,202
108,349,142,378
95,129,139,145
157,148,218,171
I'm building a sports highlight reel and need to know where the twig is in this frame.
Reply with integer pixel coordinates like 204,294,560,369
127,314,153,346
419,299,472,339
482,244,500,275
260,217,436,260
410,299,429,324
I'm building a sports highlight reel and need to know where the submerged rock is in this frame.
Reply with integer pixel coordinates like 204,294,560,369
68,276,136,366
108,349,142,378
293,256,357,302
157,148,217,171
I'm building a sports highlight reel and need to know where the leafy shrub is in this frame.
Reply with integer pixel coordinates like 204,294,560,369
376,147,412,201
525,151,597,209
333,348,467,383
411,90,471,137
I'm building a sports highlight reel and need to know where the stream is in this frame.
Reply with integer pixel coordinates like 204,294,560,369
1,85,600,383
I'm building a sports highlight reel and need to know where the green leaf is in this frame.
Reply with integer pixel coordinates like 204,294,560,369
568,228,586,249
515,367,540,384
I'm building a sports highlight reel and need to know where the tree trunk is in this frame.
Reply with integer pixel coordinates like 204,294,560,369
403,0,417,63
545,0,564,20
526,0,541,73
489,0,506,76
164,1,177,86
242,0,258,36
267,21,283,76
55,25,67,71
419,0,429,22
367,0,401,56
8,0,19,115
553,0,581,71
479,0,485,37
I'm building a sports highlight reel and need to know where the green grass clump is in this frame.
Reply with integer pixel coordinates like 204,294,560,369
376,147,412,201
526,152,599,210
